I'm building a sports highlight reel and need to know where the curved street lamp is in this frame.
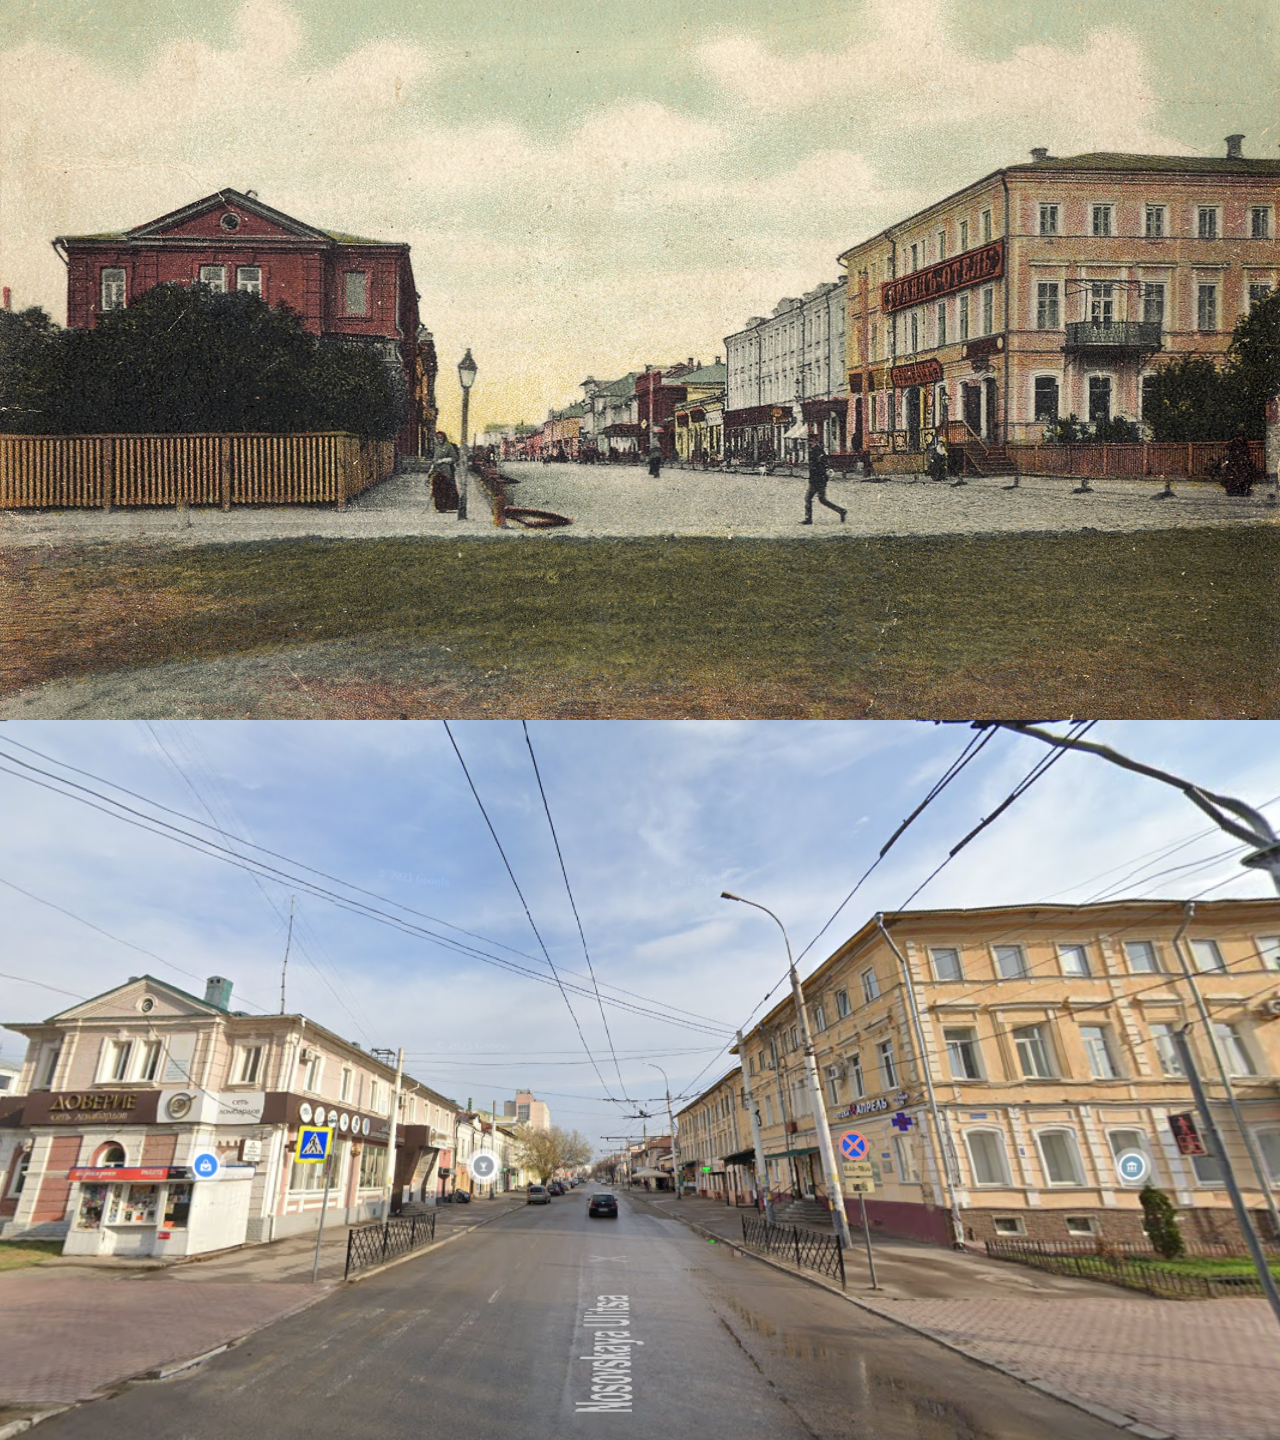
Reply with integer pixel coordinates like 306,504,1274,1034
722,892,852,1247
456,348,477,521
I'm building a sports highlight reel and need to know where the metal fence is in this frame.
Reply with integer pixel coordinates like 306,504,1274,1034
344,1211,437,1279
741,1216,845,1288
984,1237,1270,1299
0,432,396,509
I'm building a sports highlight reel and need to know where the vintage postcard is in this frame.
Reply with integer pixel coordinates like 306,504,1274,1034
1,0,1277,717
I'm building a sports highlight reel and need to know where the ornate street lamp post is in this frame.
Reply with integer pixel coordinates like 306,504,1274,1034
457,348,477,521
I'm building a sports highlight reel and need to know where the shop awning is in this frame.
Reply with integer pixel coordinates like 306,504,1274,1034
721,1148,757,1167
764,1146,820,1161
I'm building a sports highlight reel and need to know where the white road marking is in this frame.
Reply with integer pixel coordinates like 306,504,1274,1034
488,1287,503,1304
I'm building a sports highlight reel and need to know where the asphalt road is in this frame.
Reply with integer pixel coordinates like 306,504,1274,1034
35,1192,1126,1440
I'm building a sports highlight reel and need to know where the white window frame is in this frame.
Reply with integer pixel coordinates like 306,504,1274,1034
1141,280,1166,327
1190,938,1226,973
1065,1215,1096,1236
959,218,969,251
847,1053,864,1099
959,292,970,342
1091,203,1114,238
1058,943,1090,977
37,1043,63,1089
993,944,1027,980
835,989,851,1019
964,1128,1012,1187
1033,374,1060,423
943,1026,983,1080
100,268,126,312
340,1067,353,1102
1013,1023,1055,1079
982,286,994,336
930,946,963,982
1038,202,1059,237
1150,1022,1184,1076
1080,1024,1121,1079
878,1039,897,1090
1213,1023,1256,1077
1197,282,1218,333
100,1039,133,1083
936,228,947,260
1035,1127,1086,1186
991,1215,1024,1235
893,1133,919,1182
303,1053,323,1093
1253,1128,1280,1185
813,1004,827,1032
236,265,263,295
1106,1127,1152,1178
1124,940,1161,974
198,264,227,293
138,1040,163,1082
1250,206,1272,240
1144,204,1166,238
1256,936,1280,971
981,209,992,244
936,301,947,347
861,968,880,1003
824,1065,842,1106
236,1045,263,1085
1035,281,1060,330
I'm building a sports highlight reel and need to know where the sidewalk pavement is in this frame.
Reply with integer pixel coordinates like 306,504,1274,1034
639,1193,1280,1440
0,462,1273,550
0,1197,526,1417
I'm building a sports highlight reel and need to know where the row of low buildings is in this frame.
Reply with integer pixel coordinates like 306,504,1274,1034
676,899,1280,1248
0,974,550,1259
526,137,1278,473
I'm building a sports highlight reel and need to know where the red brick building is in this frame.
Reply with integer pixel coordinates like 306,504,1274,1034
53,188,432,454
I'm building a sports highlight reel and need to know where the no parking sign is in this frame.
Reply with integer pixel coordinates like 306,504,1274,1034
839,1130,868,1162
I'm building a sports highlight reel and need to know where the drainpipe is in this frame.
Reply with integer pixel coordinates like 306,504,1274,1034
1171,902,1280,1238
876,915,966,1249
1000,170,1011,447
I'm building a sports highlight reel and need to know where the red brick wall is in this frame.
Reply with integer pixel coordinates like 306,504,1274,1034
31,1135,82,1223
141,1133,177,1167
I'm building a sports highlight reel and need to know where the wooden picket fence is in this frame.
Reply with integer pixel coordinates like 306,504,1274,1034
0,433,397,509
1003,440,1265,480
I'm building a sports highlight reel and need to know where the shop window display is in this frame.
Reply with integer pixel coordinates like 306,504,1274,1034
108,1184,159,1225
164,1184,193,1229
77,1183,108,1230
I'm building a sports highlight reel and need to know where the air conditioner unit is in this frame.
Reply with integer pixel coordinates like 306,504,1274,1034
1257,997,1280,1019
299,1048,317,1063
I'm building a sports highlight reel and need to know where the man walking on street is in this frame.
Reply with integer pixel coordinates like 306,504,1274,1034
429,429,459,511
800,438,846,524
648,439,663,478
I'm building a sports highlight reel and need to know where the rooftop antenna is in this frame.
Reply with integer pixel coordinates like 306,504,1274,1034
280,896,294,1014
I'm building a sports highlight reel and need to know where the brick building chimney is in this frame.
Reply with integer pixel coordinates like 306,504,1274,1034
1226,134,1245,158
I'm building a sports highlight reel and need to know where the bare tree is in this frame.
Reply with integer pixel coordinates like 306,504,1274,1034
511,1125,592,1184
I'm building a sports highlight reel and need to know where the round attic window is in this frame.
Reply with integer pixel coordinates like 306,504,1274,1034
220,212,241,232
139,997,155,1013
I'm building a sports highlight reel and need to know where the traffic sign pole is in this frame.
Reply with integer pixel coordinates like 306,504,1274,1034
311,1140,335,1284
1172,1026,1280,1334
857,1190,878,1290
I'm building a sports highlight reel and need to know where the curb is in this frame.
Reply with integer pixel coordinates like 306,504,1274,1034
648,1200,1174,1440
0,1413,70,1440
342,1201,527,1287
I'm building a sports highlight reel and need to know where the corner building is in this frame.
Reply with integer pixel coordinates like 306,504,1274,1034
840,140,1280,463
739,900,1280,1248
0,974,460,1257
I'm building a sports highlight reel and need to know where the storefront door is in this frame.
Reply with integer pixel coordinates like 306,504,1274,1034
906,387,921,450
983,377,999,441
962,383,981,436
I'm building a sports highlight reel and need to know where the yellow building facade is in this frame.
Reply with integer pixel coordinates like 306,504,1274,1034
839,142,1280,462
739,900,1280,1247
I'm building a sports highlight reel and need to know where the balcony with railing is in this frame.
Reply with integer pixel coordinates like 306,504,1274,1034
1064,320,1163,353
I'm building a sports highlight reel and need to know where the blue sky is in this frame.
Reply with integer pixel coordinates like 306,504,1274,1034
2,720,1278,1149
1,0,1276,431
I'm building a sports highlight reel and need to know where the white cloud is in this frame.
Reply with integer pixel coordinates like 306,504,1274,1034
698,0,1178,153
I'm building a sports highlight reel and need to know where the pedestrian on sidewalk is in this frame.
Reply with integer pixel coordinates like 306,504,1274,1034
800,438,846,524
429,430,460,511
648,440,663,478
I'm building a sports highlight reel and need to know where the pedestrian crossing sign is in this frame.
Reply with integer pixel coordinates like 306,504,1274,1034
296,1126,333,1163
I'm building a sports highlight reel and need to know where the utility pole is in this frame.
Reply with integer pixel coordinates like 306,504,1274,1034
280,896,294,1015
1171,1026,1280,1333
737,1027,775,1224
383,1047,403,1223
723,893,852,1249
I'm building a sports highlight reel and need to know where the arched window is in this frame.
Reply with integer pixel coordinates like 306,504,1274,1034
964,1128,1012,1187
96,1142,126,1168
1035,1128,1086,1186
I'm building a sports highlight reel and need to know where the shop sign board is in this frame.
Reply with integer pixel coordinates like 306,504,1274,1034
881,239,1004,312
1168,1113,1207,1156
69,1166,172,1183
890,358,945,389
845,1178,876,1194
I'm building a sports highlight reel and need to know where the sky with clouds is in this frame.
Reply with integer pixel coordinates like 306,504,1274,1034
1,0,1277,433
2,720,1278,1151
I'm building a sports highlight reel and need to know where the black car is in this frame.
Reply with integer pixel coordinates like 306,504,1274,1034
453,1189,472,1204
588,1192,618,1218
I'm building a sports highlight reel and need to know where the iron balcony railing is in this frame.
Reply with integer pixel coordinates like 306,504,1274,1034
344,1211,437,1279
1064,320,1163,351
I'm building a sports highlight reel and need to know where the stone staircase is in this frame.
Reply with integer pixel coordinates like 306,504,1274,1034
957,443,1017,478
774,1197,833,1229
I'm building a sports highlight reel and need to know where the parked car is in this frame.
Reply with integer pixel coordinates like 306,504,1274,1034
453,1189,471,1204
547,1180,565,1196
527,1185,551,1205
588,1192,618,1218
